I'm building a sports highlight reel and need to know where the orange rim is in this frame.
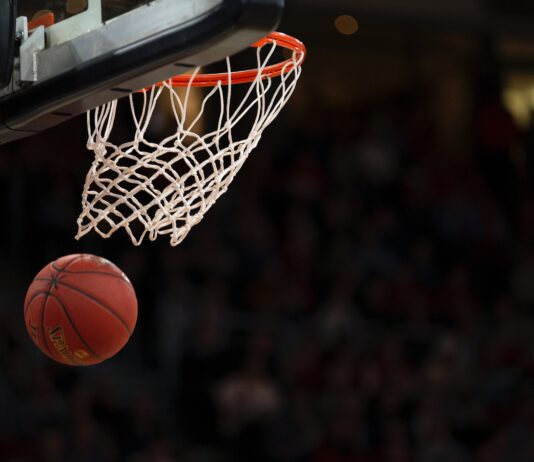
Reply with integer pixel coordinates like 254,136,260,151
155,32,306,88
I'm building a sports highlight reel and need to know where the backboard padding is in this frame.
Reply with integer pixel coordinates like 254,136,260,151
0,0,17,88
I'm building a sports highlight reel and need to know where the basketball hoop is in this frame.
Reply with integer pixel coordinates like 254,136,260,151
76,32,305,246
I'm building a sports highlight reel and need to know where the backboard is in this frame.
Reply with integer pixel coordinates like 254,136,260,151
0,0,284,145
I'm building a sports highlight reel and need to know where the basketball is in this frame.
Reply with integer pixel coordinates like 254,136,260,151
24,254,137,366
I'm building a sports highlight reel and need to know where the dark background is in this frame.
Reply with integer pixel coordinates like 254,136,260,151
1,1,534,461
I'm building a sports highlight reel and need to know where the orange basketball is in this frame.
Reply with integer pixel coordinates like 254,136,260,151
24,254,137,366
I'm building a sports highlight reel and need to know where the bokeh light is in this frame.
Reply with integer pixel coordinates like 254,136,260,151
335,14,359,35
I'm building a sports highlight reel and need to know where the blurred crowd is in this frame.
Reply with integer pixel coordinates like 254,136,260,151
0,59,534,462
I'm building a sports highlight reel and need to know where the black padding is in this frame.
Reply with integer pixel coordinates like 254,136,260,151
0,0,16,88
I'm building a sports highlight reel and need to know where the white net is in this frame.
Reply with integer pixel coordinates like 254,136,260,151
76,36,304,246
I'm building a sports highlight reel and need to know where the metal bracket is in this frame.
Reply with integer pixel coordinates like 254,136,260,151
20,26,45,82
46,0,103,47
15,16,29,43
